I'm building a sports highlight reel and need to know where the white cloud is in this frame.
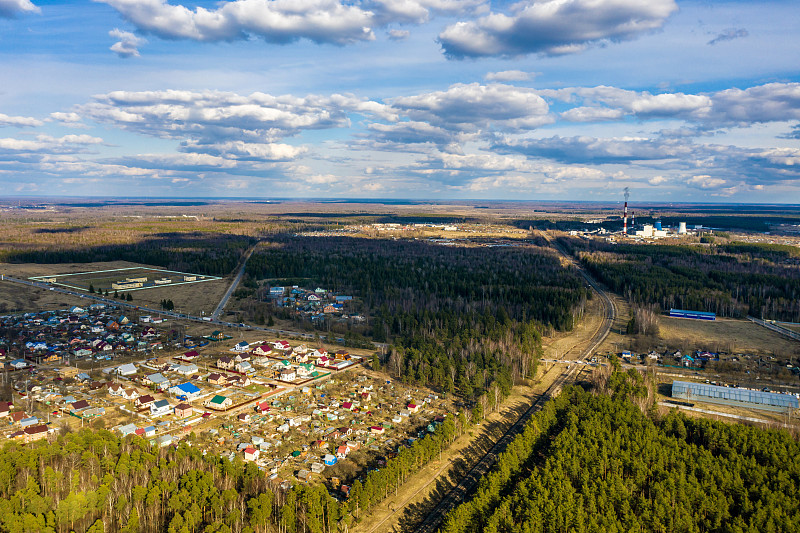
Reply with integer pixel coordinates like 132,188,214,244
0,0,39,18
484,70,532,82
438,0,677,58
181,140,306,161
687,175,726,189
109,28,147,57
648,175,668,185
0,113,43,128
391,83,551,132
98,0,484,48
49,112,83,125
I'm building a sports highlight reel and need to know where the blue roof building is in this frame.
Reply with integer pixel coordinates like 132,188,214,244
169,381,202,400
669,309,716,320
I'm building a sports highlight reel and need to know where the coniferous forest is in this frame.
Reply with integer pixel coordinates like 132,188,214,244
247,237,589,401
0,413,473,533
559,238,800,322
441,383,800,533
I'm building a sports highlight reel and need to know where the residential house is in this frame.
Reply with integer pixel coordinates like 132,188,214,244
243,447,259,461
116,363,137,376
174,403,193,418
118,423,138,437
24,425,49,443
370,426,385,435
175,363,199,375
108,383,124,396
252,344,272,356
233,341,249,353
228,375,251,387
205,395,232,410
217,356,234,370
144,373,170,390
70,399,90,413
135,394,155,408
208,373,227,385
150,399,171,417
235,361,253,373
181,350,200,361
279,368,296,381
234,352,251,363
121,388,139,401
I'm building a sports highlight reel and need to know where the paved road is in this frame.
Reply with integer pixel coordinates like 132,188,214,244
412,234,616,533
211,242,258,320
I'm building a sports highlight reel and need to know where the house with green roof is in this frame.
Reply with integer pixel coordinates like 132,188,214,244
204,394,232,410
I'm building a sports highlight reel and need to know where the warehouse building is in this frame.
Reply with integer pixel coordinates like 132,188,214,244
669,309,716,321
672,380,799,413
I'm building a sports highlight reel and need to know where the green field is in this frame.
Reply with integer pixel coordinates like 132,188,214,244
29,266,221,292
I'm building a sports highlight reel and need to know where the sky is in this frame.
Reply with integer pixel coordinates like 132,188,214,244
0,0,799,202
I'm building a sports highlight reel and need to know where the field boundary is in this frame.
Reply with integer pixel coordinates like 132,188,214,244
29,266,221,293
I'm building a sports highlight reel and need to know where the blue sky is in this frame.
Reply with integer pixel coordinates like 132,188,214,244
0,0,799,202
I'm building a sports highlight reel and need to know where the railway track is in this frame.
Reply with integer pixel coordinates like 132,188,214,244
413,235,615,533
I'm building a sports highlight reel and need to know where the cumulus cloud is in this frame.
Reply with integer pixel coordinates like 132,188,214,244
0,0,39,18
485,70,532,82
391,83,552,132
109,28,147,57
438,0,677,58
494,135,699,164
98,0,483,48
687,175,726,189
180,140,306,161
49,112,83,125
0,134,104,154
79,89,383,142
0,113,43,128
707,83,800,126
708,28,748,46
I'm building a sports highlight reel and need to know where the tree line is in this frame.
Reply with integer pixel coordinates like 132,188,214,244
0,409,481,533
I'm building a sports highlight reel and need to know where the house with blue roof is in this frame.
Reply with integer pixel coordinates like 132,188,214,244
169,382,202,400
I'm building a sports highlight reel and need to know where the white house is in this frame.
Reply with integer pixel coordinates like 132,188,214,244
150,399,171,417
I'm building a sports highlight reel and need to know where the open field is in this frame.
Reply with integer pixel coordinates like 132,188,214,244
657,316,800,357
0,261,231,317
29,265,220,293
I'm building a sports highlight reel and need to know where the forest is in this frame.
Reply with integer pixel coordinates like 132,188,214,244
440,380,800,533
246,237,589,401
0,410,479,533
559,238,800,322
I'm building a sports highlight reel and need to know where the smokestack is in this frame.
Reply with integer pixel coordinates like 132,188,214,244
631,211,635,228
623,187,630,234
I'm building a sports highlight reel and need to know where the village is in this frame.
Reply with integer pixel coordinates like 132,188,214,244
0,305,453,495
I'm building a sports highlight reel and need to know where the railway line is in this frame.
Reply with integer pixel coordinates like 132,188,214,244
412,235,616,533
